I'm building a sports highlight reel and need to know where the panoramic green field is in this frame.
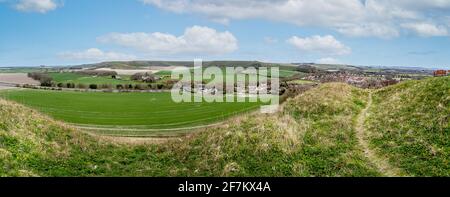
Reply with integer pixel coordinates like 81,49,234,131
0,89,263,136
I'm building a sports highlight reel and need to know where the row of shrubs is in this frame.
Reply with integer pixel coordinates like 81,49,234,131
52,83,170,90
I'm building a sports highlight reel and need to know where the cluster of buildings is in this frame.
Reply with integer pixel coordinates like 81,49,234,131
181,84,219,95
433,70,450,77
302,72,400,89
179,83,269,95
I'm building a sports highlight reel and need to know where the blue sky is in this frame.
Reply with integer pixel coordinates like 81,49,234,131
1,0,450,69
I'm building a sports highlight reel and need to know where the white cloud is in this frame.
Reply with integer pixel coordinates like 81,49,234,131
401,22,448,37
388,0,450,10
287,35,351,56
59,48,136,61
264,37,278,44
15,0,59,13
337,23,400,39
97,26,238,56
317,57,341,64
141,0,450,38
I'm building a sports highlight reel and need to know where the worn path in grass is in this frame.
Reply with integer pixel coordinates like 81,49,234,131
355,92,402,177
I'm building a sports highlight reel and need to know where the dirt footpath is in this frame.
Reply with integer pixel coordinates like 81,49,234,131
355,92,403,177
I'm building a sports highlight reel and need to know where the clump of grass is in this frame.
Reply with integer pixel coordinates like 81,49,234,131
367,76,449,176
161,114,305,176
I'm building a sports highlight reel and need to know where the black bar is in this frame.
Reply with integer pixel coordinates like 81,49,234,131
1,178,449,196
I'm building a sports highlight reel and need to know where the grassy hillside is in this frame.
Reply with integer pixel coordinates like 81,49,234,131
1,78,448,176
366,76,449,176
1,83,380,176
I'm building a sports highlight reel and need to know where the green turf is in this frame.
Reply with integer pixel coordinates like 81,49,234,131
0,89,262,135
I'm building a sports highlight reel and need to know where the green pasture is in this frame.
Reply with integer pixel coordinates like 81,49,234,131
0,89,263,136
49,72,140,85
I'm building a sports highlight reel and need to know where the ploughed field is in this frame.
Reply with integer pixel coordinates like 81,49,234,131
0,89,262,136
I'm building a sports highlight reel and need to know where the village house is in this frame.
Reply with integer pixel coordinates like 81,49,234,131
433,70,447,77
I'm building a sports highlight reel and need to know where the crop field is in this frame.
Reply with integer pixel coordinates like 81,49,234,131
278,69,303,78
0,89,263,136
0,73,39,85
49,72,140,85
0,67,43,73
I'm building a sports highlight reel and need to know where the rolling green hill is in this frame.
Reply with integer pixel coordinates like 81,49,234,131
0,77,448,177
366,76,449,176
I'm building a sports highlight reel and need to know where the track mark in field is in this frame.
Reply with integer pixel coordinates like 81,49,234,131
355,92,402,177
73,122,224,132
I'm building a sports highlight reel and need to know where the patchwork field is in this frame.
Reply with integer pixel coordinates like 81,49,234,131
0,90,262,136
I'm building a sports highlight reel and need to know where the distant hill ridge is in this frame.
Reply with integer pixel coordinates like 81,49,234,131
74,61,282,69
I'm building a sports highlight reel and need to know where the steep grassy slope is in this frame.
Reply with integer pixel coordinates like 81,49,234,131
366,76,449,176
